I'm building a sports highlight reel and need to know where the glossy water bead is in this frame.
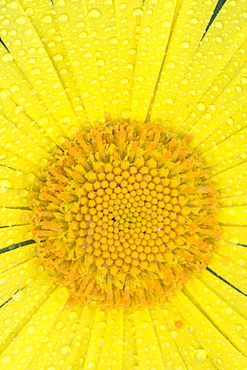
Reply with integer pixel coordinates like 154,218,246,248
31,121,220,309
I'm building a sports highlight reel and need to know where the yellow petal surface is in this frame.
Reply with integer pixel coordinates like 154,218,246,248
0,257,42,306
0,2,80,136
220,194,247,208
0,166,33,190
213,161,247,195
0,286,69,369
174,291,247,369
19,0,87,127
202,132,247,172
200,269,247,321
221,225,247,245
115,0,143,120
209,253,247,295
0,115,52,166
133,308,184,370
59,305,98,370
0,189,31,208
0,225,32,249
216,239,247,267
150,0,216,126
0,42,67,145
185,278,247,356
0,243,36,274
29,305,84,370
217,206,247,226
0,149,40,174
152,0,247,132
176,40,247,139
151,305,215,369
130,0,176,122
0,271,54,354
0,209,32,227
53,0,105,123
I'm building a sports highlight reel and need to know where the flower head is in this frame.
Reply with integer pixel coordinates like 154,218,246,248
0,0,247,369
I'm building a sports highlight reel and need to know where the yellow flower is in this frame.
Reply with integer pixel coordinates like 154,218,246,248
0,0,247,369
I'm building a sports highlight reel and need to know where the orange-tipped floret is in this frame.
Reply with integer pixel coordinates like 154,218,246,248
31,121,220,309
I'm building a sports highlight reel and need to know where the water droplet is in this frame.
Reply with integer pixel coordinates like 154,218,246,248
8,1,19,9
61,346,71,355
88,362,95,369
136,338,143,344
89,9,101,18
0,180,11,188
25,345,33,353
166,61,176,69
181,41,190,49
133,8,143,16
12,290,24,302
2,53,14,63
121,109,131,119
215,21,223,29
27,326,36,335
194,349,208,363
56,286,69,300
1,355,12,364
79,326,89,335
109,37,118,45
171,330,178,338
98,321,106,329
143,26,152,33
141,322,149,329
58,14,69,22
16,16,27,25
215,36,223,43
42,15,53,23
196,102,206,111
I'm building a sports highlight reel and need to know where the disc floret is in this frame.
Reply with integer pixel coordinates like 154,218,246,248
31,122,220,309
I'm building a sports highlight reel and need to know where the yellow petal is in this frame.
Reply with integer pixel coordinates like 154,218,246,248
185,278,247,356
174,291,247,369
221,225,247,245
0,286,69,368
130,0,176,122
0,166,33,190
30,305,83,370
0,271,54,354
53,0,105,123
0,257,41,306
150,0,216,125
213,161,247,197
133,308,184,369
0,2,80,136
0,115,52,166
0,243,35,275
0,208,32,227
152,0,247,130
0,225,32,249
217,206,247,226
0,189,31,208
19,0,87,127
209,253,247,295
49,304,97,370
200,269,247,321
154,304,216,369
115,0,144,120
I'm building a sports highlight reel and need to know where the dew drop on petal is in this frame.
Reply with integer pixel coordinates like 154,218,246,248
88,9,101,18
194,349,208,363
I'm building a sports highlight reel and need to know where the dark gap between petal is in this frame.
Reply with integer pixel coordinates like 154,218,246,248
0,240,36,255
206,267,247,297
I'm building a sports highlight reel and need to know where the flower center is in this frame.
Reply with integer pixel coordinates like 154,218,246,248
31,121,220,309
